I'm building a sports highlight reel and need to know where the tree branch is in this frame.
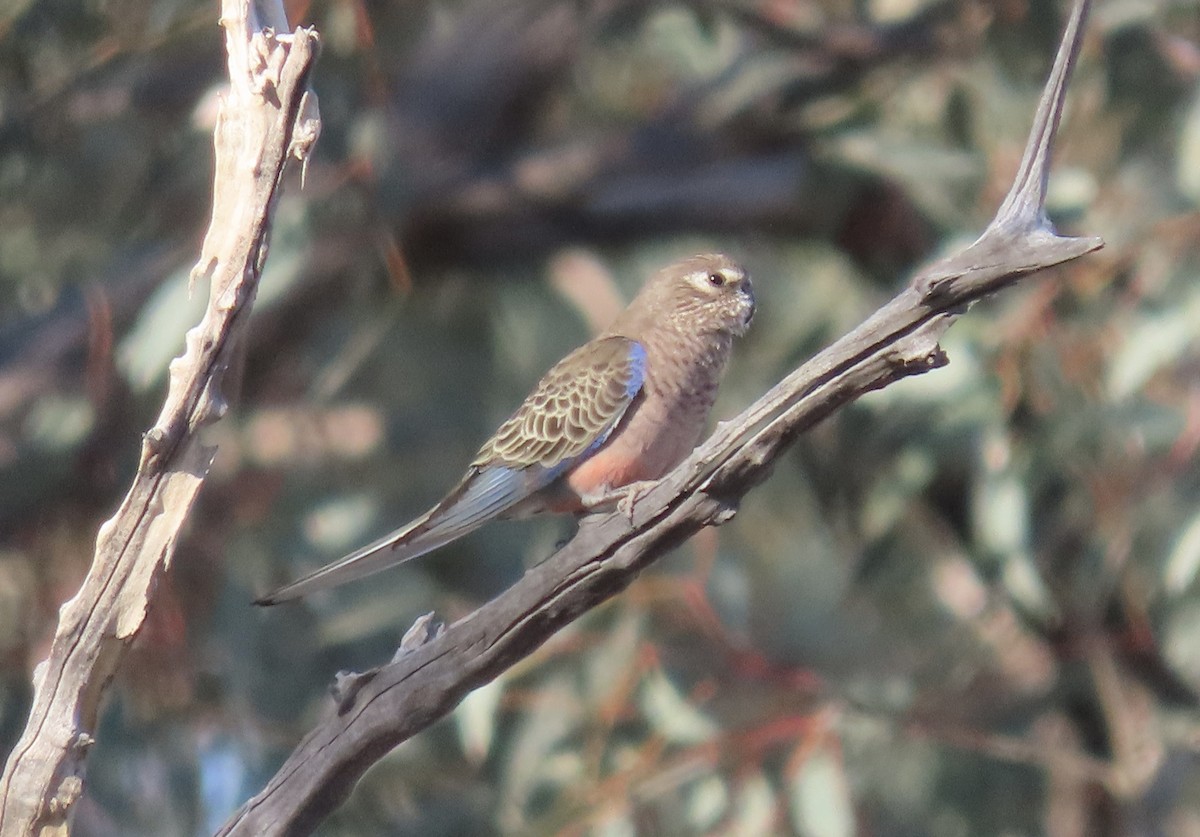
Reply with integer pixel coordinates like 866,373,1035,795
0,2,319,834
219,2,1098,834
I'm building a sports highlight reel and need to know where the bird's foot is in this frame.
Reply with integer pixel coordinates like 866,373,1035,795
582,480,657,525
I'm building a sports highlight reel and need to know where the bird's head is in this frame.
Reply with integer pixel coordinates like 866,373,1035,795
625,253,755,339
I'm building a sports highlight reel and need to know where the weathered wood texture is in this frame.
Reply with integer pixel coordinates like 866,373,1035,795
0,2,319,833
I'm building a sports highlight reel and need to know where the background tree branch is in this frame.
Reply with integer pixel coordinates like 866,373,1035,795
218,2,1100,834
0,2,318,833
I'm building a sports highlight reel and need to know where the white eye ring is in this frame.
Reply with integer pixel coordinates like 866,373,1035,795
690,269,731,291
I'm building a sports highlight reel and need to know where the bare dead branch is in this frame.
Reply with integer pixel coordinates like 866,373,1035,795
218,2,1098,834
0,2,319,833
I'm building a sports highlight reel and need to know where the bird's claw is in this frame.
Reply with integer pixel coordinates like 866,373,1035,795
583,480,657,525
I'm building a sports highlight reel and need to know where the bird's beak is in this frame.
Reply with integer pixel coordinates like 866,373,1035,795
738,284,756,334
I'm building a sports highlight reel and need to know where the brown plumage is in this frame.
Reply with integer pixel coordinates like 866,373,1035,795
257,253,754,605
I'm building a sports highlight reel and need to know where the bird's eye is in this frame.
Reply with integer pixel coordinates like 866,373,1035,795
707,272,726,287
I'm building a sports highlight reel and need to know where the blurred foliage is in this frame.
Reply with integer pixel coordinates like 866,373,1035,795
3,0,1200,834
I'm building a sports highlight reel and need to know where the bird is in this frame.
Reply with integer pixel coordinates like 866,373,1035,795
255,253,755,605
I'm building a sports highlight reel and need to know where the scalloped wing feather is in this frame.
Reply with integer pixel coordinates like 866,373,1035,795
256,336,647,605
473,336,646,470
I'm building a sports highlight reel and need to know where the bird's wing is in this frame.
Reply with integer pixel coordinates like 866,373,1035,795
474,335,647,470
255,336,646,605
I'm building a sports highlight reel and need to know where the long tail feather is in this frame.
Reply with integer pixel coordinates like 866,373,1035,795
255,467,529,605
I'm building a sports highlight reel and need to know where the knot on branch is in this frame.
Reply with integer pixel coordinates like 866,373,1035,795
396,612,446,658
330,669,377,713
70,733,94,756
707,496,740,525
47,775,83,816
872,311,954,385
195,378,231,427
331,613,445,713
142,426,171,462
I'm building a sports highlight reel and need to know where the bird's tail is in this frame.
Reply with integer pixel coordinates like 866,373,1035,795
254,467,530,605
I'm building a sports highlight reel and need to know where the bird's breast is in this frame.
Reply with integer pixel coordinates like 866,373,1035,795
564,333,728,498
